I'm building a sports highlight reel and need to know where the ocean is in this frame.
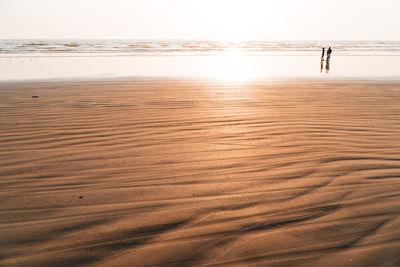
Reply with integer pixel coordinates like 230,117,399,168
1,39,400,56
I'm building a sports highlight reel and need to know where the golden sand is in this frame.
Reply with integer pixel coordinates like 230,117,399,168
1,79,400,266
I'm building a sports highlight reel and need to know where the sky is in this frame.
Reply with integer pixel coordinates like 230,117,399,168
0,0,399,40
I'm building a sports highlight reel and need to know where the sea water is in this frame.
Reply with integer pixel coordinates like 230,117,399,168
1,40,399,81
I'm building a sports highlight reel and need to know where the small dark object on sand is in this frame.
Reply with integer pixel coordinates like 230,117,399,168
79,195,83,199
32,96,39,98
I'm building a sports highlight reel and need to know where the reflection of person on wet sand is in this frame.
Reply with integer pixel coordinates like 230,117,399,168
325,58,330,73
320,58,324,73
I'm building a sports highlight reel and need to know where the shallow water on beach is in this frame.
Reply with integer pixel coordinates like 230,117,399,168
0,54,399,82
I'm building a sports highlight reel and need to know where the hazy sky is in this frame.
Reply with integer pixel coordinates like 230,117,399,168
0,0,399,40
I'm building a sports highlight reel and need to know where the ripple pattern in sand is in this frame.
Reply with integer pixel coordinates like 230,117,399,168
1,80,400,266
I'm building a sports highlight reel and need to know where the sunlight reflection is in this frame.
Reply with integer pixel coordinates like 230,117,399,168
211,48,256,82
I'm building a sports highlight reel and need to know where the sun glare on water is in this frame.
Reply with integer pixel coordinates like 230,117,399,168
211,48,256,82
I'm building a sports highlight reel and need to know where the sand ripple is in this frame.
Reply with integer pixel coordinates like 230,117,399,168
1,80,400,266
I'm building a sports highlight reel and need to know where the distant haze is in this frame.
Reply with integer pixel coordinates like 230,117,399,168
0,0,399,40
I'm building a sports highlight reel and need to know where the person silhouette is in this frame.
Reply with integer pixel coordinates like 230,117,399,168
320,47,325,73
327,47,332,61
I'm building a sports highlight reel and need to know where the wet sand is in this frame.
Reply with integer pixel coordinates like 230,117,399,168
1,79,400,266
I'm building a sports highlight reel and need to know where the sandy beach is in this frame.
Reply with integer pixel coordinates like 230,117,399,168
1,79,400,266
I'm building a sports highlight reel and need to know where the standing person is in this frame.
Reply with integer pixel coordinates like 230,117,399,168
321,47,325,60
327,47,332,61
